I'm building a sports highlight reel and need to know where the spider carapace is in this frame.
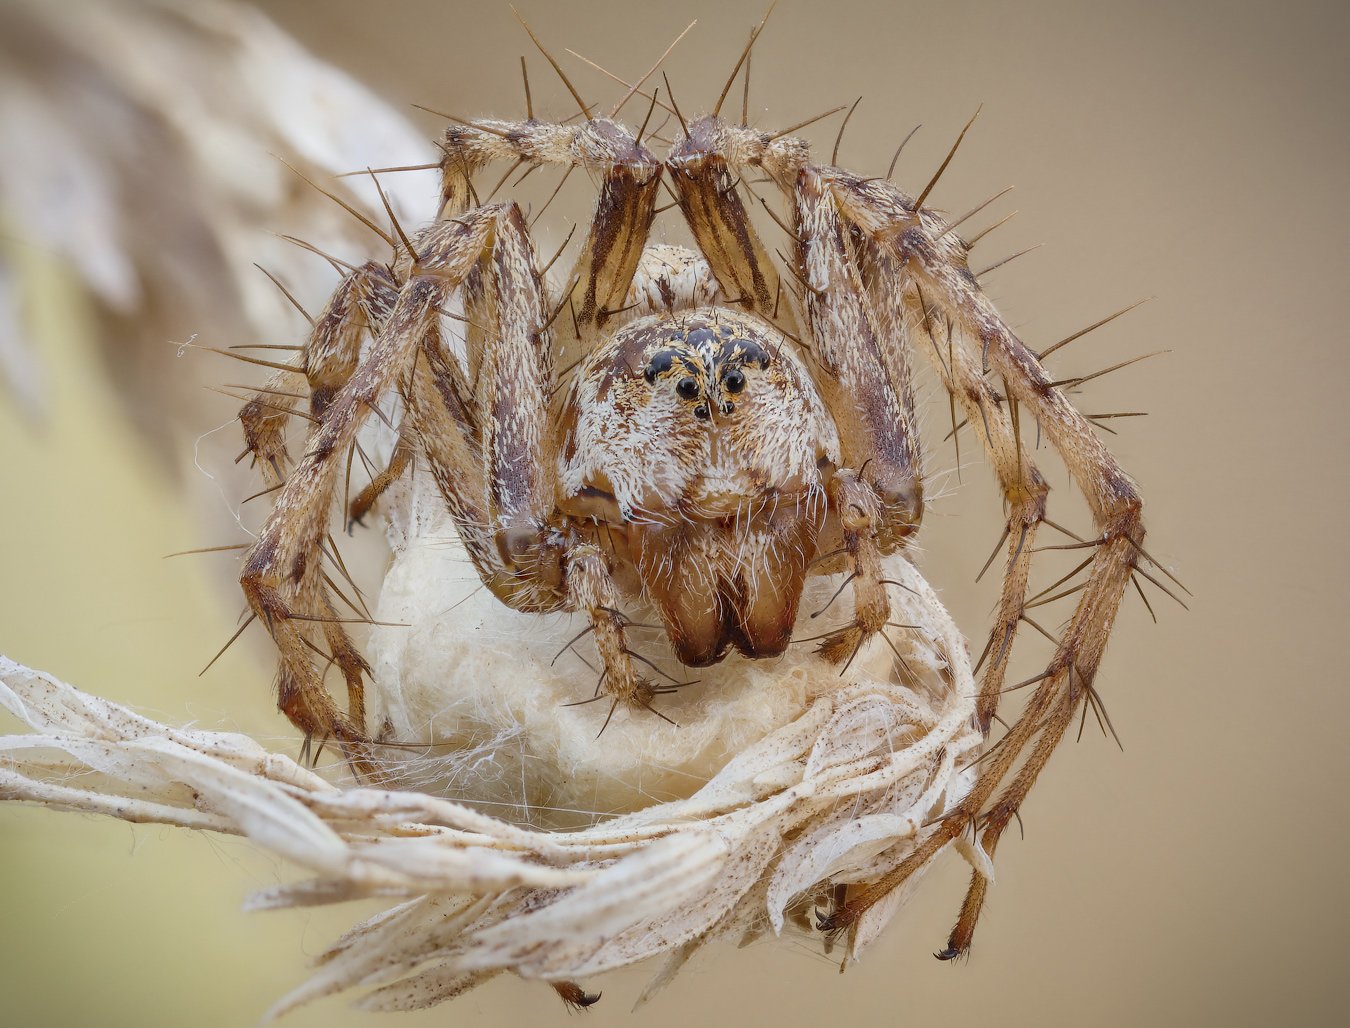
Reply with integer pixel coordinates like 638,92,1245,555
556,297,916,669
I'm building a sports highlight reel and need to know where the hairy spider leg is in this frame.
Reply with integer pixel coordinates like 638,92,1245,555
824,170,1145,958
238,260,402,737
433,116,662,373
666,117,800,335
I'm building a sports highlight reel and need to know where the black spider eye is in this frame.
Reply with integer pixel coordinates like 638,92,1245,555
723,368,746,394
644,350,675,384
676,376,700,400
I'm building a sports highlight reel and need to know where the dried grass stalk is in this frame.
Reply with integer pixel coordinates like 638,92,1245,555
0,0,434,450
0,551,980,1015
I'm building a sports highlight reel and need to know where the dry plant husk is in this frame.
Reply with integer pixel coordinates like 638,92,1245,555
0,0,434,448
0,546,982,1015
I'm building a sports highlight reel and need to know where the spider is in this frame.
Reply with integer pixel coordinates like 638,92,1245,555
234,12,1174,961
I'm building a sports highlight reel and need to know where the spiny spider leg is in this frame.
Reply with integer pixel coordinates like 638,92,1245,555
667,117,801,334
815,471,891,664
237,259,403,741
237,261,389,484
781,165,926,661
431,117,668,710
792,167,924,539
400,207,653,712
346,423,415,531
433,117,662,371
902,278,1049,731
415,203,651,707
241,212,504,753
664,123,922,666
822,171,1145,957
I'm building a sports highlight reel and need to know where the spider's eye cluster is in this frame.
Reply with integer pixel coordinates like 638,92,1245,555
636,329,770,417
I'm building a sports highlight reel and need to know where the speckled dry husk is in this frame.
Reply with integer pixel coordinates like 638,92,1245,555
0,551,981,1015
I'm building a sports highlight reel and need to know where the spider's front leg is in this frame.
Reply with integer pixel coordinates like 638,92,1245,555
434,116,662,371
442,205,654,716
792,167,926,663
666,118,800,333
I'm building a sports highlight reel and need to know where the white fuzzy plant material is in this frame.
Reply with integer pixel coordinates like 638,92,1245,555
0,516,982,1014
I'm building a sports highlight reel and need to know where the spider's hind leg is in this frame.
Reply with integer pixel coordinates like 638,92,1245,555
235,260,403,745
820,170,1146,958
238,260,399,494
241,208,511,751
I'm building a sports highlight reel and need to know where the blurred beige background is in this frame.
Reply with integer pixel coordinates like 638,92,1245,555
2,0,1347,1025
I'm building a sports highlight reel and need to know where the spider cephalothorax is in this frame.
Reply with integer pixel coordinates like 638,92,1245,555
235,12,1161,966
557,303,839,665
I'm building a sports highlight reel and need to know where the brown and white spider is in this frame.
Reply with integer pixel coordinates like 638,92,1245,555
235,15,1170,961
